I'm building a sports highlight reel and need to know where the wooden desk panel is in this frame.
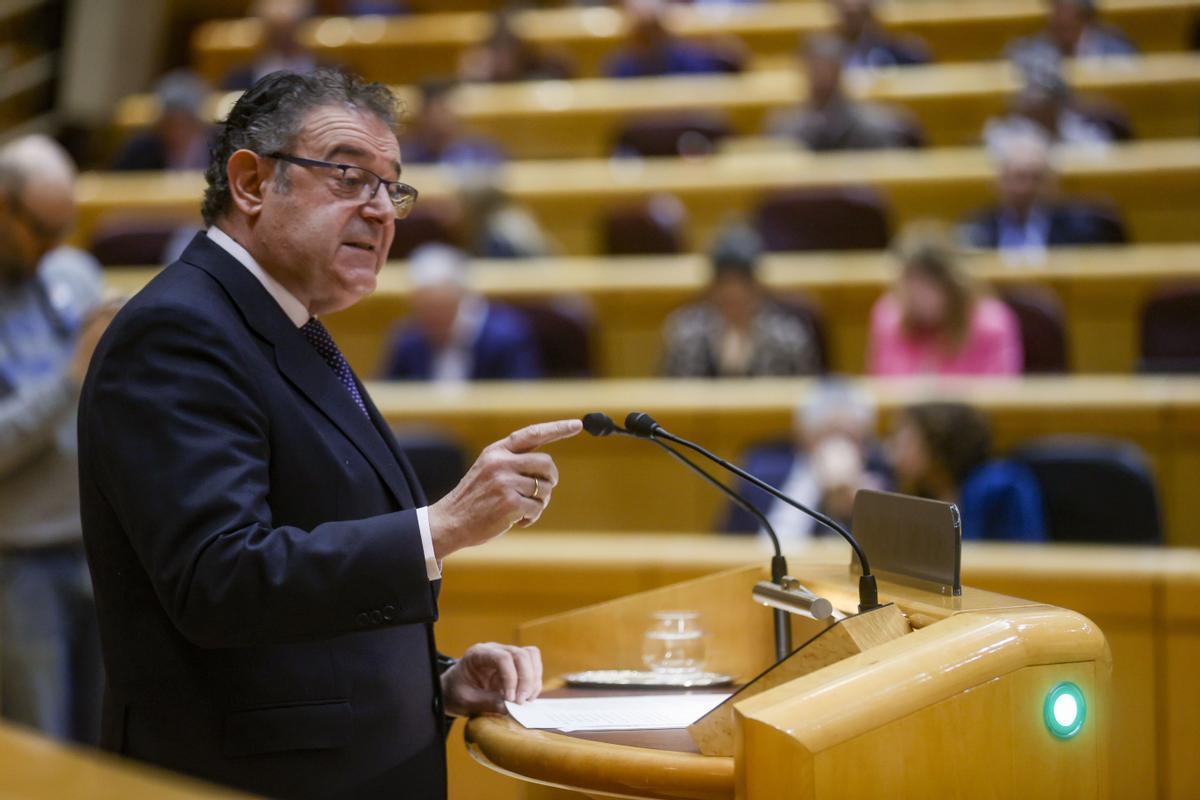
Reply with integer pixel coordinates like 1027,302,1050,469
72,139,1200,255
355,376,1200,547
104,244,1200,378
188,0,1200,85
115,54,1200,160
436,536,1200,800
452,54,1200,158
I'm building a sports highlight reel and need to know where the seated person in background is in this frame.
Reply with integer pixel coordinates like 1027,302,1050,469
460,182,555,259
889,402,1047,541
1007,0,1137,63
382,244,543,382
661,223,821,377
459,13,574,83
724,381,891,544
605,0,742,78
828,0,930,69
113,70,213,171
221,0,320,90
983,63,1115,151
765,34,919,151
869,224,1023,376
400,81,506,168
960,131,1126,259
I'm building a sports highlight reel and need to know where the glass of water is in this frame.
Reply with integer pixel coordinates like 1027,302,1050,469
642,610,706,675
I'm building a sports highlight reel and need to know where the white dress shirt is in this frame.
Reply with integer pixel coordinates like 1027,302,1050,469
206,227,442,580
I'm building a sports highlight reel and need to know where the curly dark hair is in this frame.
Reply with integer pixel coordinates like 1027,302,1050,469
201,68,401,227
902,402,992,485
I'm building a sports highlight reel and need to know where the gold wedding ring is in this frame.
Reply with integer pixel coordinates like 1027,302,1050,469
531,476,541,500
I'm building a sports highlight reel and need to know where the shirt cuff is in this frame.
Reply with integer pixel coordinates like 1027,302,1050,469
416,506,442,581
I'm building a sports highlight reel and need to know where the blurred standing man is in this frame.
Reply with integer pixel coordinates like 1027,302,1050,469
0,135,108,743
78,69,580,799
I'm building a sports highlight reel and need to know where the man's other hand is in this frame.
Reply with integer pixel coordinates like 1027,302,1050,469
441,642,543,715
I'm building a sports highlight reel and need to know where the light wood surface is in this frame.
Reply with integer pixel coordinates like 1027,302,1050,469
113,54,1200,159
347,376,1200,545
0,722,249,798
187,0,1200,85
463,557,1110,798
450,53,1200,159
99,243,1197,378
437,535,1199,800
689,602,911,757
70,139,1200,254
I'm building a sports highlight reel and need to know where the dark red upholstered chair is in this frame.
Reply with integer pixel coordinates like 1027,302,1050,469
89,219,189,266
509,299,595,378
601,194,688,255
1139,284,1200,373
754,187,891,252
388,204,459,260
612,112,733,158
999,285,1070,373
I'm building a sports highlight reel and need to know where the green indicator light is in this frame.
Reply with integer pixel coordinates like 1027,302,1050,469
1043,682,1086,739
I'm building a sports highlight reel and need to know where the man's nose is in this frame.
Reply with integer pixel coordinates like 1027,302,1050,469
361,181,394,221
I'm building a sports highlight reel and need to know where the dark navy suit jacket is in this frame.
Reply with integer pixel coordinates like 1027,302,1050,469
382,302,543,381
78,233,450,799
959,203,1128,249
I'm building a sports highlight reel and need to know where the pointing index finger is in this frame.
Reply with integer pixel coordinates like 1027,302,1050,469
505,419,584,453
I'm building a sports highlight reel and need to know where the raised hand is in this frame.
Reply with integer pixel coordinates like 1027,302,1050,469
427,418,582,559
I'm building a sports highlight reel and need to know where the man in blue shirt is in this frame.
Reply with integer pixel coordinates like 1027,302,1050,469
0,135,110,743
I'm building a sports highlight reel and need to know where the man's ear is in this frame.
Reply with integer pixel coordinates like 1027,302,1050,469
227,149,270,218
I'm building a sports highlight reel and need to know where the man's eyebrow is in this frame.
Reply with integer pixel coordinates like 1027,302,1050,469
325,144,401,179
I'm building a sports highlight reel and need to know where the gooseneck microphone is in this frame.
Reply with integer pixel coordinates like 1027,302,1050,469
583,412,793,660
624,412,881,614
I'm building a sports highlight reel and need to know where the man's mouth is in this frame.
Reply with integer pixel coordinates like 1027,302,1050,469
344,242,377,252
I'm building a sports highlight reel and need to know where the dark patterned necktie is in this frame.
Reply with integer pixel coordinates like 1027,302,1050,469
300,318,370,419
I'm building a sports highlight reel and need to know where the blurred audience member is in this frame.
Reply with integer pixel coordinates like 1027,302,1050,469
983,63,1115,151
459,13,573,83
889,402,1047,541
605,0,741,78
460,182,554,259
724,381,891,543
960,132,1125,260
869,224,1022,376
221,0,319,91
828,0,930,69
113,70,213,172
766,34,918,151
382,244,543,381
1008,0,1137,63
400,81,506,168
662,223,820,377
0,135,112,744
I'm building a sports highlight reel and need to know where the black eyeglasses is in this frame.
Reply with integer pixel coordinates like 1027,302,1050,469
265,152,419,219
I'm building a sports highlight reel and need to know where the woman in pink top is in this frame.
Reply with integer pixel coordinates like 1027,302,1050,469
868,225,1023,376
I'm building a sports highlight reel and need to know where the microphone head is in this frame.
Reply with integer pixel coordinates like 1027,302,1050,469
624,411,661,438
581,412,617,437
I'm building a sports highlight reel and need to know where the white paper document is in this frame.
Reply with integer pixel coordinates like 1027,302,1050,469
505,693,731,732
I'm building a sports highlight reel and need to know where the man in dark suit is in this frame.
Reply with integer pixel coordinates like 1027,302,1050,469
960,131,1126,258
381,243,542,382
78,68,579,799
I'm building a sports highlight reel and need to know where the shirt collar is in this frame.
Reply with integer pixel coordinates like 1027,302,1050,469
206,226,310,328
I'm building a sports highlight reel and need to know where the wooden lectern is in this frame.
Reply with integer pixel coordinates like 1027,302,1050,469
464,556,1111,799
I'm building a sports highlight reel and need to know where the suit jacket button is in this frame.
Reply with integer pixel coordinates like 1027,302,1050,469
382,605,396,621
356,612,369,628
371,609,383,624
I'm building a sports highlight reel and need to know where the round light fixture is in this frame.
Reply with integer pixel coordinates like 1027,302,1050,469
1043,681,1086,739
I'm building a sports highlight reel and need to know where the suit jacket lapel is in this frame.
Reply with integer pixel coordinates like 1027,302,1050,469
181,233,417,511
